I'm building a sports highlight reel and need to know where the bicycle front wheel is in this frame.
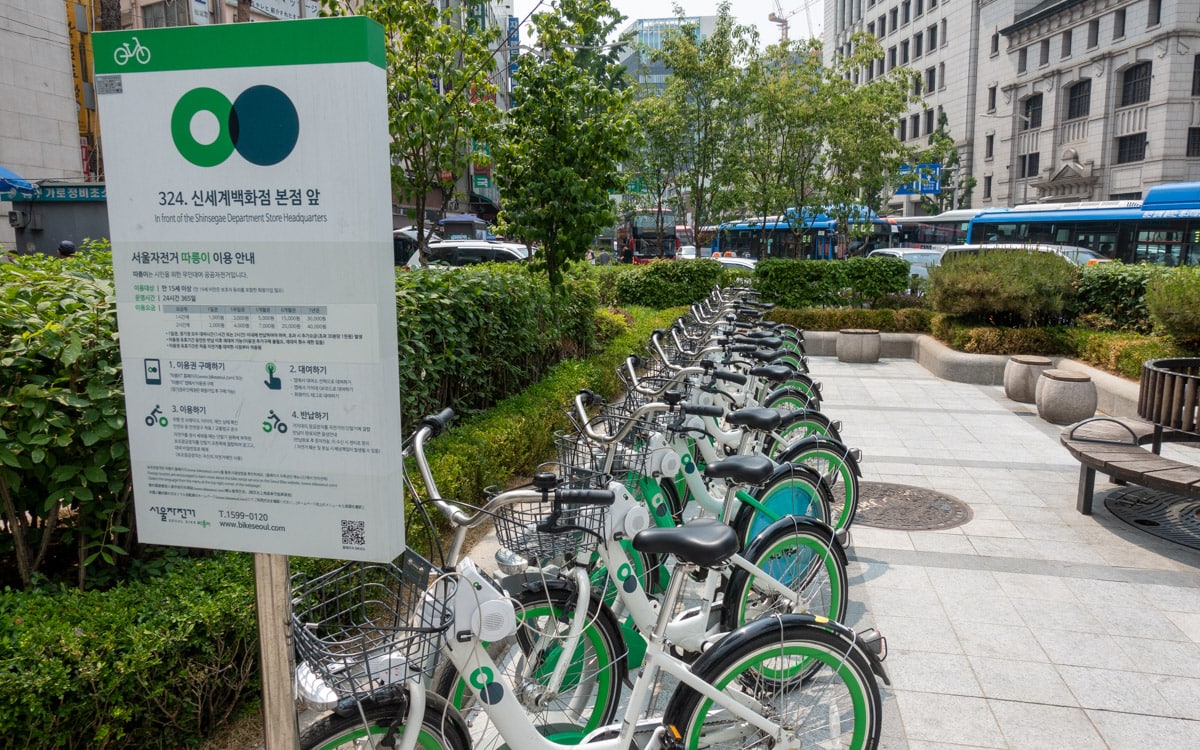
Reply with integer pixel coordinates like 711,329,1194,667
301,691,470,750
434,584,627,750
662,618,883,750
720,516,848,630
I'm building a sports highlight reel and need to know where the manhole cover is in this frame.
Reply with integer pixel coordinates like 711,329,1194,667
856,482,972,531
1104,487,1200,551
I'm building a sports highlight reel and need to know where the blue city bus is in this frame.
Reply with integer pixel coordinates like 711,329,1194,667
710,205,894,260
965,182,1200,265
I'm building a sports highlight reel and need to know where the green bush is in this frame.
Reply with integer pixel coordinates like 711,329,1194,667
766,306,933,333
929,315,1076,355
1065,329,1187,379
612,260,724,308
753,258,908,308
1146,266,1200,349
928,250,1079,326
394,263,596,425
1074,262,1156,333
0,250,132,590
0,553,258,749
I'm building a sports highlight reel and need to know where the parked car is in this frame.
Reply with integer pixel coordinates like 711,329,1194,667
678,244,698,259
715,256,757,271
406,240,527,269
393,226,442,265
866,247,945,279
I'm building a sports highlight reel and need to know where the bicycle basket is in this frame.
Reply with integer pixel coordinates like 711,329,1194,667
491,478,609,563
290,550,453,699
554,429,649,493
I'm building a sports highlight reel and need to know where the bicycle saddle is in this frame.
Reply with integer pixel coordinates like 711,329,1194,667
703,454,775,484
725,407,783,431
748,364,796,383
631,518,738,567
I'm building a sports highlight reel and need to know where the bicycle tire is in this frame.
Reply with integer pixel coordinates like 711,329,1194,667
762,411,843,458
433,584,627,750
758,385,818,413
730,463,834,548
301,690,470,750
774,437,862,531
720,516,848,631
662,616,883,750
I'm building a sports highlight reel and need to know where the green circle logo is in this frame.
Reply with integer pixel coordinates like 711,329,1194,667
171,85,299,167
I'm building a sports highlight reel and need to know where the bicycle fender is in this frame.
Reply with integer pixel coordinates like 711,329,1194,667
743,514,848,568
776,435,863,478
762,385,817,411
754,460,827,493
688,613,858,678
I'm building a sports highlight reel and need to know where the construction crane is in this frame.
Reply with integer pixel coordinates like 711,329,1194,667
769,0,821,43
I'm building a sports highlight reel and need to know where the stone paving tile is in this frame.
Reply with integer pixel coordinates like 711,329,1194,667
1086,708,1200,748
988,701,1108,749
969,656,1075,705
891,693,1007,747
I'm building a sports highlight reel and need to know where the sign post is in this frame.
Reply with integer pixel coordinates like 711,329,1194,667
94,17,400,747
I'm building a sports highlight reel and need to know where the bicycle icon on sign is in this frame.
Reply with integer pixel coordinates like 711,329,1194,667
262,410,288,434
145,405,168,427
113,37,151,66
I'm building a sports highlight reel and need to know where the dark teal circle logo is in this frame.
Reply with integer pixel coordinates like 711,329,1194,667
171,85,299,167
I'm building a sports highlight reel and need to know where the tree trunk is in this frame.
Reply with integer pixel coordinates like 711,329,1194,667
237,0,252,22
97,0,122,31
0,478,33,587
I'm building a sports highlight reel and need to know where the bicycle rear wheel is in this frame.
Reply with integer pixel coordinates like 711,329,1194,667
662,618,883,750
301,691,470,750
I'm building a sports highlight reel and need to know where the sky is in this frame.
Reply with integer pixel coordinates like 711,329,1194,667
510,0,824,50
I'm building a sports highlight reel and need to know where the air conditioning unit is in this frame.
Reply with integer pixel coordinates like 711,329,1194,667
8,210,27,228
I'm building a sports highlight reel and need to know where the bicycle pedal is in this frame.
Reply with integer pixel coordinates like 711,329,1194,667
857,627,887,661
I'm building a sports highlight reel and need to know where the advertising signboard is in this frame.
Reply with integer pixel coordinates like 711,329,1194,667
93,17,405,561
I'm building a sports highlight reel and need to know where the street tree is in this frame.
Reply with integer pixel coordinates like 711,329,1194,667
652,2,758,252
914,110,976,213
626,94,686,253
323,0,501,254
494,0,637,288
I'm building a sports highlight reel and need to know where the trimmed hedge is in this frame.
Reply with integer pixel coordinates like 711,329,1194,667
766,306,933,333
754,257,909,308
928,250,1078,327
0,553,259,749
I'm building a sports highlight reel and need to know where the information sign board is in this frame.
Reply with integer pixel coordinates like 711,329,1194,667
93,18,405,561
897,163,942,195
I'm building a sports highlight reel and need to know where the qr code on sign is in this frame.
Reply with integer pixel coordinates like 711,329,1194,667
341,520,366,548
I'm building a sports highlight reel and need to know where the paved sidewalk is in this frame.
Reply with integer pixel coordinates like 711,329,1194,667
819,355,1200,749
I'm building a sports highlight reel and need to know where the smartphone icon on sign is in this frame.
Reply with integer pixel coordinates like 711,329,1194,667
144,358,162,385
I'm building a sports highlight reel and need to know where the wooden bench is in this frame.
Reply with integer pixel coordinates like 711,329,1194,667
1060,358,1200,515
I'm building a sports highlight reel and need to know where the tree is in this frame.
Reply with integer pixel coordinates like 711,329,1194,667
97,0,121,31
652,3,758,253
494,0,636,288
323,0,501,253
627,95,685,251
914,110,976,213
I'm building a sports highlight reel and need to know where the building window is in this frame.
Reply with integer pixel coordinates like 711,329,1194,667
924,109,935,135
914,32,923,58
1193,55,1200,96
888,46,897,70
991,32,999,56
1018,48,1028,74
901,40,910,64
898,118,907,141
879,15,887,36
1116,133,1146,163
925,66,936,92
1067,79,1091,120
867,22,876,37
902,0,911,24
142,0,190,27
1188,128,1200,157
1018,152,1040,178
987,85,997,111
985,133,994,158
1023,94,1043,129
928,24,938,48
1114,8,1126,39
913,77,922,96
1061,30,1071,59
984,175,992,199
938,62,945,89
1039,40,1050,66
1087,19,1099,48
1148,0,1161,27
929,0,936,7
890,8,898,31
1121,62,1152,106
910,113,921,139
915,0,924,17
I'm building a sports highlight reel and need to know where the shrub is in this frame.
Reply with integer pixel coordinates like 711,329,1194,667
1074,262,1156,333
0,553,258,749
928,250,1079,326
839,256,911,307
1066,329,1186,379
1145,266,1200,349
928,315,1075,355
754,258,908,308
593,306,631,345
766,307,933,333
612,260,724,308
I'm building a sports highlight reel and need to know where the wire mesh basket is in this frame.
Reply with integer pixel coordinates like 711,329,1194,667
290,550,453,699
491,476,611,563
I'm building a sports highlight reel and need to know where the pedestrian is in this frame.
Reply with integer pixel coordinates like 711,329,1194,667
621,242,634,265
56,240,76,258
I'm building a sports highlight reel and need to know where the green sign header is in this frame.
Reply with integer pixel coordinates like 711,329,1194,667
93,16,385,75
